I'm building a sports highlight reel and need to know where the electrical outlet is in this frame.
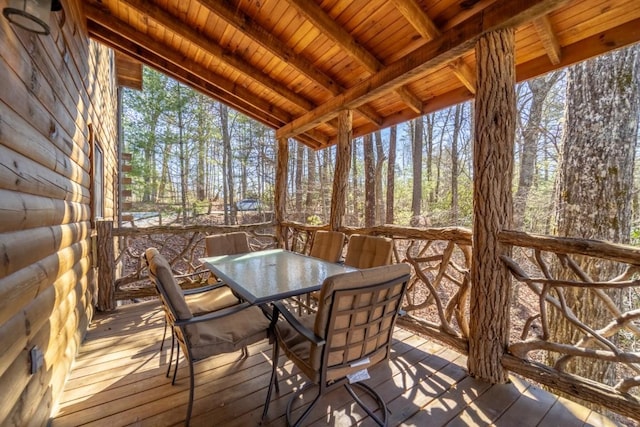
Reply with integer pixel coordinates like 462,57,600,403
30,346,44,374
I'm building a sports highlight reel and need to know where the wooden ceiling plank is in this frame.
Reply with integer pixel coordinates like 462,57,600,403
276,0,569,139
197,0,383,126
391,0,441,40
285,0,424,114
517,16,640,81
84,10,291,125
449,58,477,94
533,15,562,65
119,0,316,113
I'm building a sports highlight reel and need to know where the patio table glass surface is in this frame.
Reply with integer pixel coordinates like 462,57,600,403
200,248,357,305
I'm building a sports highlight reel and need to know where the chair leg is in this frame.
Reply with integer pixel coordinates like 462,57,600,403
185,358,195,427
166,331,175,378
261,338,280,423
344,382,388,426
172,343,180,385
161,319,168,352
286,383,322,427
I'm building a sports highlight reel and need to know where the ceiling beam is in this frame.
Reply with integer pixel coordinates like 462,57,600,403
390,0,441,40
449,58,477,94
119,0,315,114
533,15,562,65
276,0,568,139
285,0,424,114
197,0,383,126
84,11,331,147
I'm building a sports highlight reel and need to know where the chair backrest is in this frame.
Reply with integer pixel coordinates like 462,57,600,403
146,248,201,346
309,230,346,263
344,234,393,268
205,232,251,256
312,263,410,381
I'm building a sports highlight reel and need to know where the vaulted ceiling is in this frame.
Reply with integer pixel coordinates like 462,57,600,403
82,0,640,149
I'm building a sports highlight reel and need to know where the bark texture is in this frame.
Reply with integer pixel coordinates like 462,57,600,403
550,44,639,384
330,110,352,230
469,29,516,384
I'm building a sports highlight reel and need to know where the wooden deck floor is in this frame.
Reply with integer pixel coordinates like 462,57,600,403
51,300,618,427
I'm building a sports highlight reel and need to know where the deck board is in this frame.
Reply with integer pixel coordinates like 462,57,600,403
51,300,618,427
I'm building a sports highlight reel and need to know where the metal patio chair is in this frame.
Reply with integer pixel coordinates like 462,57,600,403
262,263,411,426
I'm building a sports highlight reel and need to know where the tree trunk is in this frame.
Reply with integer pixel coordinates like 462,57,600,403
550,44,639,385
295,143,304,222
425,115,435,205
275,138,288,246
305,146,316,223
514,72,560,229
469,28,516,384
330,110,352,230
220,104,235,225
375,131,386,224
411,117,423,222
177,84,188,225
364,134,375,227
450,104,463,224
386,125,397,224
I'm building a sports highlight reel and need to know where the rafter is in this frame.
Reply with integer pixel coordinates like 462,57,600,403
285,0,424,114
119,0,315,113
84,8,330,147
276,0,569,139
391,0,441,40
449,58,477,94
196,0,383,126
533,15,562,65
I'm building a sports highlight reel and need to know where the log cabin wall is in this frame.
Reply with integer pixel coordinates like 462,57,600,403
0,0,119,424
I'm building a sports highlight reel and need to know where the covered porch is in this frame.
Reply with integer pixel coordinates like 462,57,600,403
52,300,615,426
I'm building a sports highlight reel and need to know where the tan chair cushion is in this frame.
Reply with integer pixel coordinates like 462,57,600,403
189,305,270,360
146,248,193,321
205,232,251,256
185,287,240,315
309,230,345,263
344,235,393,268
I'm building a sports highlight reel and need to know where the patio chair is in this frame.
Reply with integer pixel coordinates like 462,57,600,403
309,230,346,263
205,231,251,256
262,263,411,426
154,233,252,380
344,234,394,268
146,247,270,426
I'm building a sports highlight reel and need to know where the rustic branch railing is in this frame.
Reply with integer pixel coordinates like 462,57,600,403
96,220,640,421
97,221,277,305
498,230,640,421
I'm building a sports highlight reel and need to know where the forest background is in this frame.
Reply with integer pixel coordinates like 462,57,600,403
121,45,640,242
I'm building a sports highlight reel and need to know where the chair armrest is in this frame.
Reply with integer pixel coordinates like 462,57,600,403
182,281,226,295
174,302,253,326
272,301,325,346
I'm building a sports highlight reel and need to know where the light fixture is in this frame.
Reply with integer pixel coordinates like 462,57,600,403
2,0,62,35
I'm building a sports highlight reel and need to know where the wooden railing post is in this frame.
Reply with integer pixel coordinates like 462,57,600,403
468,28,515,383
96,219,116,312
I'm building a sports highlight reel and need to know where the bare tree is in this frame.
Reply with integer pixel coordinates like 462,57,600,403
386,125,397,224
364,134,375,227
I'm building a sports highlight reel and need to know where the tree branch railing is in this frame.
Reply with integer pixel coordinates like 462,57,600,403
498,229,640,421
97,221,278,303
96,220,640,420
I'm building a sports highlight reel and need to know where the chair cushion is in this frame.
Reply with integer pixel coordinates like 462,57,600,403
344,235,393,268
189,306,270,360
309,230,345,263
205,232,251,256
146,248,192,321
185,287,240,315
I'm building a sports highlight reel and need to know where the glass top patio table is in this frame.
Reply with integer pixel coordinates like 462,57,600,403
200,249,357,305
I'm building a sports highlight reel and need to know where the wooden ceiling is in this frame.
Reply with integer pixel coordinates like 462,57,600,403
82,0,640,149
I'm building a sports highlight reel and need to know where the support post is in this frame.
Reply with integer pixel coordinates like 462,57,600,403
329,109,352,231
96,219,116,312
468,28,515,383
275,137,289,247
